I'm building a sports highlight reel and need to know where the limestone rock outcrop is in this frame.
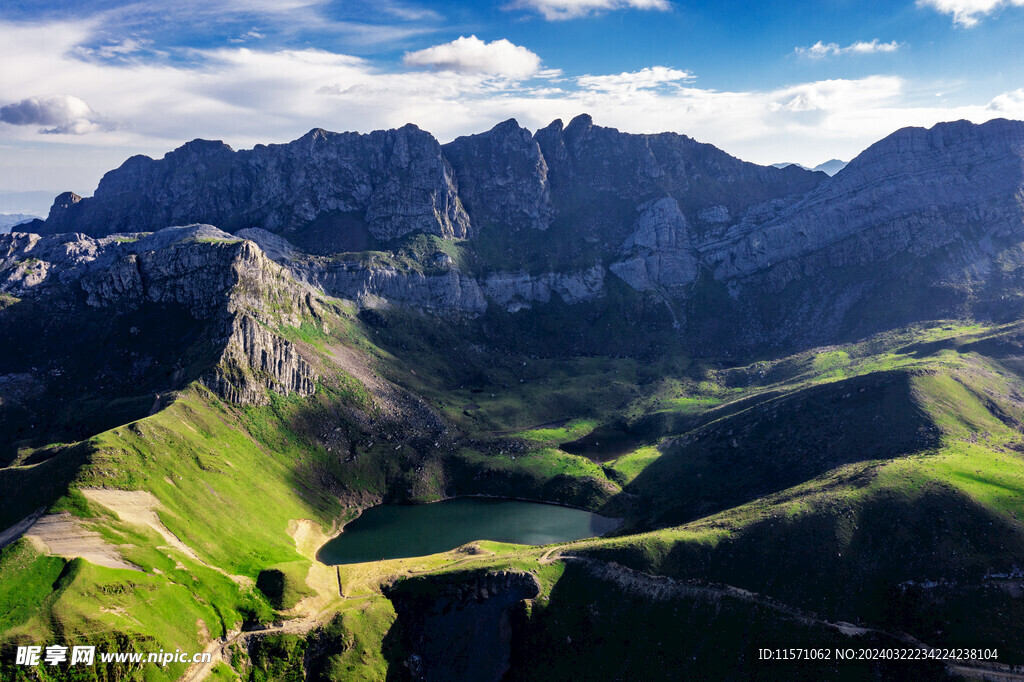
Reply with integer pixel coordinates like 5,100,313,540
16,116,1024,351
38,126,469,244
0,224,318,405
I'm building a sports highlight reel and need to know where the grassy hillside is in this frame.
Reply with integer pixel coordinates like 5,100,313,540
2,317,1024,679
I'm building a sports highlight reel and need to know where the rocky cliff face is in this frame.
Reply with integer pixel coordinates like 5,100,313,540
702,118,1024,284
610,197,699,291
442,119,556,233
33,115,821,258
39,126,469,246
533,114,824,244
0,224,317,405
386,570,541,682
689,118,1024,346
19,116,1024,353
205,313,315,405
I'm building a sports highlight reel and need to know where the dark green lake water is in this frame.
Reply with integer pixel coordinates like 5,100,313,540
317,498,621,565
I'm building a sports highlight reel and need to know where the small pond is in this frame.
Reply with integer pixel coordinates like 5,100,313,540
317,498,620,565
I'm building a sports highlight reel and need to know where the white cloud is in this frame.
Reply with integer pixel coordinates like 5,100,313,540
987,88,1024,111
577,67,694,93
510,0,669,21
795,39,901,58
96,38,151,59
403,36,542,78
917,0,1024,26
0,95,104,135
1,18,1023,193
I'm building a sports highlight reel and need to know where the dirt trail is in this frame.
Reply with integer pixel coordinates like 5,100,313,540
22,512,141,571
180,520,353,682
0,507,46,548
80,488,252,586
179,619,321,682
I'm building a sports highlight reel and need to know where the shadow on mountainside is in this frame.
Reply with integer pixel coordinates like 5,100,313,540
625,370,941,528
0,295,221,466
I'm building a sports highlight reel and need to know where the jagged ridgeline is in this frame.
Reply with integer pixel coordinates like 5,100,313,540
1,116,1024,681
20,115,1024,352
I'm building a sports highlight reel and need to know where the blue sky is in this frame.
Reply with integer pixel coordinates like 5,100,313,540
1,0,1023,210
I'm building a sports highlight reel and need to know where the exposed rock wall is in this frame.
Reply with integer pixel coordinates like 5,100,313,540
203,313,315,406
701,118,1024,286
386,570,541,682
38,126,469,242
0,224,319,405
442,118,555,232
610,197,699,291
295,260,488,313
482,263,606,311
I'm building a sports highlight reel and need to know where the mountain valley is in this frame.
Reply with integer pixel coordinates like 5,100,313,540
2,115,1024,681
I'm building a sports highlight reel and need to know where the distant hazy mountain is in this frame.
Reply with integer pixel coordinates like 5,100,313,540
772,159,847,176
0,190,60,217
811,158,847,175
0,213,39,233
771,161,810,171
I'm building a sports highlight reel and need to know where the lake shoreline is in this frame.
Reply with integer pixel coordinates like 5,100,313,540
317,497,622,566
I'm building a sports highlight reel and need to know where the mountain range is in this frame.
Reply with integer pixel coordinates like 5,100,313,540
2,115,1024,681
0,213,39,233
772,159,848,175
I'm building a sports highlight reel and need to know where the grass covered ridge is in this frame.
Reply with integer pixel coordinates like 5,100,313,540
2,319,1024,678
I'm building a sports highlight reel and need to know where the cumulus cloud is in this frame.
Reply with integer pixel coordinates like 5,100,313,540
987,88,1024,111
577,66,694,93
795,39,901,58
917,0,1024,26
2,18,1023,191
0,95,104,134
403,36,542,78
510,0,669,20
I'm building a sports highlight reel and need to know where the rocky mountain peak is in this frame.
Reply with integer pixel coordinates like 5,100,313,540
442,118,554,232
843,118,1024,179
490,117,525,133
565,113,594,136
50,191,81,213
539,118,564,134
34,123,471,248
300,127,332,145
172,138,235,157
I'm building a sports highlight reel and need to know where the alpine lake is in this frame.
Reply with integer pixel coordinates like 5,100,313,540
317,498,621,565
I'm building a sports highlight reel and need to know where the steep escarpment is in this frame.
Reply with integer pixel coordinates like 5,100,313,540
19,116,1024,356
205,313,315,405
37,126,469,246
386,570,541,682
695,118,1024,347
33,115,822,264
442,118,556,233
0,225,320,433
